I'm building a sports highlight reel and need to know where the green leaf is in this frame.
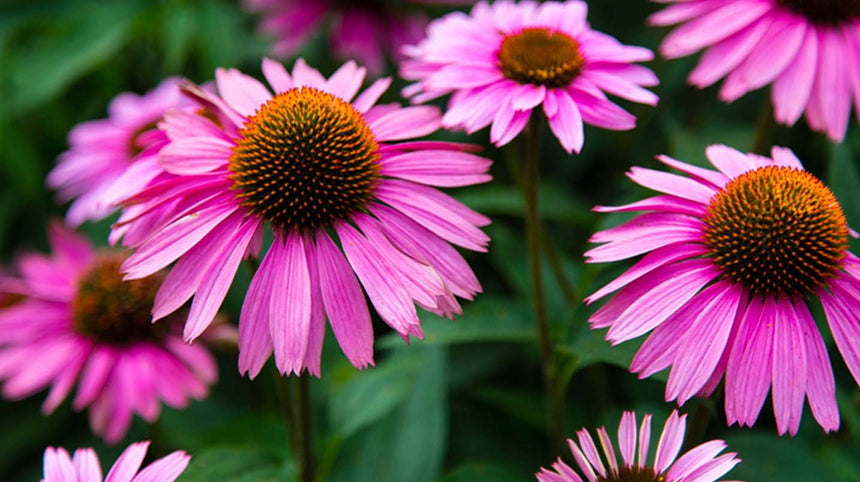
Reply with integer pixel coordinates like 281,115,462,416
180,446,295,482
443,462,522,482
3,0,140,114
724,432,841,482
378,298,534,350
456,183,592,225
327,346,448,482
327,351,421,438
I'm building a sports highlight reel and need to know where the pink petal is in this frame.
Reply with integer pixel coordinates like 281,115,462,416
725,297,773,428
654,410,686,473
666,280,741,404
215,68,272,117
43,447,77,482
316,231,374,369
238,241,279,378
368,106,441,141
269,233,312,376
105,441,149,482
183,217,257,342
130,451,190,482
794,298,839,432
261,57,293,93
772,26,818,125
72,448,103,482
772,295,807,436
547,90,584,154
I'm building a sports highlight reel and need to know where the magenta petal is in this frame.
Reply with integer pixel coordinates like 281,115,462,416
261,57,293,93
152,213,251,321
666,280,741,404
627,167,715,204
353,77,392,113
159,137,232,175
215,68,272,117
665,440,727,481
725,297,773,428
773,26,818,125
301,236,326,377
238,241,278,378
547,90,584,154
316,231,374,369
586,243,708,304
368,105,441,141
794,298,839,432
121,205,236,280
654,410,686,473
336,222,422,338
43,447,77,482
820,277,860,386
105,441,149,482
184,217,257,342
269,233,312,376
771,295,807,436
601,260,720,344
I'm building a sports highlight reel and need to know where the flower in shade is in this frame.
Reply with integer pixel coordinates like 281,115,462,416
114,58,490,378
41,440,189,482
585,144,860,435
651,0,860,142
0,223,221,443
537,410,742,482
401,0,658,154
47,78,188,226
242,0,469,75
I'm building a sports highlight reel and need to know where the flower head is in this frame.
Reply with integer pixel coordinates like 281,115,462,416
114,58,490,378
0,224,221,443
401,0,658,153
651,0,860,142
585,145,859,435
537,410,742,482
48,78,188,226
243,0,467,75
41,441,189,482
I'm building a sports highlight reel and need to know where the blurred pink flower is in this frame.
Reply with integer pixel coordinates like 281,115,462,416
401,0,658,154
0,224,222,443
243,0,469,75
586,145,859,435
48,78,188,226
537,410,742,482
651,0,860,142
41,441,189,482
114,58,490,378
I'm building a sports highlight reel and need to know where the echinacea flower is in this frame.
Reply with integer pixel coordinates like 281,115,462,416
401,0,659,154
114,58,490,378
48,78,188,226
537,410,742,482
243,0,468,75
0,224,220,443
585,145,859,435
651,0,860,142
41,441,189,482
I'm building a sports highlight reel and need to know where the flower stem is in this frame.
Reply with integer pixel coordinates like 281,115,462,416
751,99,775,155
523,113,563,452
252,260,315,482
290,376,315,482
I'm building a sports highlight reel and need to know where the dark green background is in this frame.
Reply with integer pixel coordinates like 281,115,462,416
0,0,858,480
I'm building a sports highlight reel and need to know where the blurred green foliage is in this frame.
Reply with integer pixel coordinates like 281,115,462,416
0,0,858,481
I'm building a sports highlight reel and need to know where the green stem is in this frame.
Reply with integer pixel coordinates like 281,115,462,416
681,401,712,453
523,114,564,452
751,99,775,155
290,376,315,482
254,260,315,482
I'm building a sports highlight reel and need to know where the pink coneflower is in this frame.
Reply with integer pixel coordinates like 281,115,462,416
586,145,859,435
114,58,490,378
41,441,189,482
537,410,742,482
401,0,658,154
651,0,860,142
0,224,220,443
48,78,188,226
243,0,468,75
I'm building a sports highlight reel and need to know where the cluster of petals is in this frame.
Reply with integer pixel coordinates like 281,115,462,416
115,58,490,378
401,0,658,153
47,77,188,227
41,441,189,482
0,224,219,443
537,410,741,482
651,0,860,142
585,145,860,435
242,0,470,75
